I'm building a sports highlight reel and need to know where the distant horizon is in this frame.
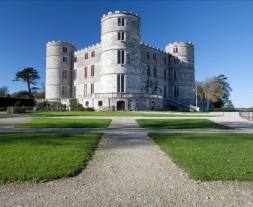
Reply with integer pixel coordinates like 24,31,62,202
0,1,253,107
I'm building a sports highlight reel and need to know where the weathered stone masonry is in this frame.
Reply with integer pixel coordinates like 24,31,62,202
46,11,195,111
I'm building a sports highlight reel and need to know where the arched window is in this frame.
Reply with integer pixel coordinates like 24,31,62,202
98,101,103,106
85,101,89,106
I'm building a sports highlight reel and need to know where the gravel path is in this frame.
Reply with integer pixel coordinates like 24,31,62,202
0,113,253,206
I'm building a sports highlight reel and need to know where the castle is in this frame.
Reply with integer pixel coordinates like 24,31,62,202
46,11,196,111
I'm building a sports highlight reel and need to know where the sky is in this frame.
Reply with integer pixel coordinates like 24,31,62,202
0,0,252,108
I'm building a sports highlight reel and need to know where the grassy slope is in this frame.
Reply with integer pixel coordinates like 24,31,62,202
0,133,103,183
149,133,253,181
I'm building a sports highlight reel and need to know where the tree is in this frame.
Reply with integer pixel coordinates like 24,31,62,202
11,90,29,98
13,67,40,98
196,75,232,108
69,98,84,111
0,86,9,97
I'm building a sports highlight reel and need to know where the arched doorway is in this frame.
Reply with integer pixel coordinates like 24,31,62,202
117,101,125,111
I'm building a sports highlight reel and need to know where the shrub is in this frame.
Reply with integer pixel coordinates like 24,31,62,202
0,107,6,112
14,101,23,106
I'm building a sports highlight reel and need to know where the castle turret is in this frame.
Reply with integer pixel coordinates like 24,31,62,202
166,42,195,101
100,11,141,93
46,41,76,102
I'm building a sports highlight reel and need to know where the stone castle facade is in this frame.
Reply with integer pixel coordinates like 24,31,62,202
46,11,196,111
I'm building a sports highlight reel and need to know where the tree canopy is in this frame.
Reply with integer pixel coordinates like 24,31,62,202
13,67,40,98
196,75,232,108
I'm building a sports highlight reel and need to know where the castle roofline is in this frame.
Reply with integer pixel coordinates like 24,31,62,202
102,10,140,19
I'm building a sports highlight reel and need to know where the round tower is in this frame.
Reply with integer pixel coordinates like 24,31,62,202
100,11,141,93
165,42,195,101
46,41,76,102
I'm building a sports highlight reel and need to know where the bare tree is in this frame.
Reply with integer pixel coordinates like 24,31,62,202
0,86,9,97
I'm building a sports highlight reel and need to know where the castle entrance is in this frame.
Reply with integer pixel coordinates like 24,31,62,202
117,101,125,111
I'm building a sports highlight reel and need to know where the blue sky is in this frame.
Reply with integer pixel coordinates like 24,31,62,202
0,0,252,108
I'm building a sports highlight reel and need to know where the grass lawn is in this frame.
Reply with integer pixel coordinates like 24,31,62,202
137,119,231,129
17,118,111,128
149,133,253,181
0,133,102,183
25,111,214,117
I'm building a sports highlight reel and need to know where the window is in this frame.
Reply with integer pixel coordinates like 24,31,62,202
74,56,77,62
174,86,179,97
154,67,157,78
153,53,157,60
63,47,67,53
173,47,178,53
85,101,89,106
62,70,67,79
98,101,103,106
63,57,67,62
84,67,88,78
117,50,125,64
117,74,125,92
164,69,167,80
91,83,94,93
91,51,95,57
74,70,77,80
173,57,179,64
85,53,88,59
61,85,67,96
73,86,76,97
118,18,125,26
84,84,87,94
91,65,95,77
163,56,166,63
147,65,150,77
164,86,167,98
118,32,125,40
173,70,177,80
146,51,150,59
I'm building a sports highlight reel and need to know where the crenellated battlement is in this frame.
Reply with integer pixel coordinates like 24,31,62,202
140,42,165,53
102,10,140,19
75,43,101,54
166,42,194,47
47,40,75,47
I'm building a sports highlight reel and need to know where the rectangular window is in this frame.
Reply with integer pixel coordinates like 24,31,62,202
91,65,95,77
117,74,125,92
164,86,167,98
85,53,88,59
174,86,179,97
154,67,157,78
118,18,125,26
63,47,67,53
91,51,95,57
173,47,178,53
74,56,77,62
84,84,87,94
118,32,125,40
173,70,177,80
74,70,77,80
164,69,167,80
62,69,67,79
61,85,67,96
73,86,76,97
117,50,125,64
63,57,67,62
98,101,103,106
84,67,88,78
91,83,94,94
163,56,166,63
146,51,150,59
153,53,157,60
147,65,150,77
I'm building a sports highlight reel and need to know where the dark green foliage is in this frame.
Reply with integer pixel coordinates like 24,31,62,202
0,97,35,107
0,107,6,111
14,100,23,106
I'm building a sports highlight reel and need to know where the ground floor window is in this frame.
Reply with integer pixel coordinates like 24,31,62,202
85,101,89,106
98,101,103,106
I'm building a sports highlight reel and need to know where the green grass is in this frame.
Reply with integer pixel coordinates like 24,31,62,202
17,118,111,128
24,111,215,117
137,119,231,129
0,133,103,183
149,133,253,181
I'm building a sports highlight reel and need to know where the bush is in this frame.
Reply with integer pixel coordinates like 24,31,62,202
14,101,23,106
0,107,6,112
